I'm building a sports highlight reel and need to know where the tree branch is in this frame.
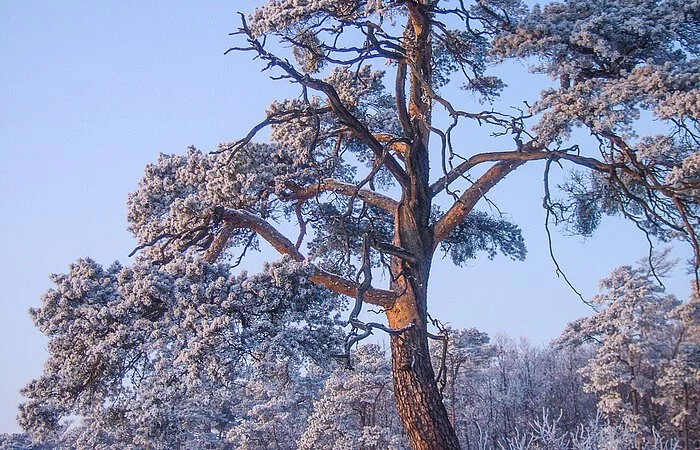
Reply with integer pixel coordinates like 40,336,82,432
433,160,523,245
395,60,414,139
430,145,628,196
430,145,633,245
231,14,410,189
211,106,332,158
311,268,396,309
205,207,395,308
283,178,399,214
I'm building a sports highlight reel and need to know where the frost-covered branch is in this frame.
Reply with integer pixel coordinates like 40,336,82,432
209,207,396,308
283,178,399,214
227,14,410,188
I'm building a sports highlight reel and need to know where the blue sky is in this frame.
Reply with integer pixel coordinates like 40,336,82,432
0,0,692,434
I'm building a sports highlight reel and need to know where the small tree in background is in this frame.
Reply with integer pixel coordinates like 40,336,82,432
656,288,700,449
300,345,406,450
556,257,700,448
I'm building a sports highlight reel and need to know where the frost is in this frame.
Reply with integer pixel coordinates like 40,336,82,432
19,256,344,446
249,0,391,37
18,0,700,447
299,345,408,450
494,0,700,143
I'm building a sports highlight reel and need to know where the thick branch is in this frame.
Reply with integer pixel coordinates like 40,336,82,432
433,160,523,245
285,178,399,213
300,75,411,187
203,224,234,263
431,145,697,256
395,61,414,139
430,146,625,196
311,269,395,309
206,208,395,308
218,208,302,260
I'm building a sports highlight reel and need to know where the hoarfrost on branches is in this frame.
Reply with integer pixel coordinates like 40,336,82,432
299,345,408,450
557,258,700,446
494,0,700,142
19,256,344,447
19,0,700,447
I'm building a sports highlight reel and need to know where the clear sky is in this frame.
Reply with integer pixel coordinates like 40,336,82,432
0,0,692,434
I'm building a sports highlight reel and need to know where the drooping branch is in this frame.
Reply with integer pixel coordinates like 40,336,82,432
204,207,395,308
541,159,591,307
433,160,523,246
601,131,700,268
338,234,415,368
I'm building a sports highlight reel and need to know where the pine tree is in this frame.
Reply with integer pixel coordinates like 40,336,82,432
20,1,699,448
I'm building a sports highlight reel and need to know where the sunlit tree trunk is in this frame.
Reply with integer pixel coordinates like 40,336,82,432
388,318,460,449
378,2,461,447
387,253,459,449
385,138,459,448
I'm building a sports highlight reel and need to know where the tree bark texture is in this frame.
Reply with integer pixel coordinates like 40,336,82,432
386,206,459,449
381,3,462,448
386,246,459,450
385,179,460,449
389,321,460,449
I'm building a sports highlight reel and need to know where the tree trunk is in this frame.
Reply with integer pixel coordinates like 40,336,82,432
387,294,460,449
384,181,460,449
385,203,459,449
389,324,460,449
382,2,460,447
682,382,689,450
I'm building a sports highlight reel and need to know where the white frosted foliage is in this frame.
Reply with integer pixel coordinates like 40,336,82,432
19,256,344,446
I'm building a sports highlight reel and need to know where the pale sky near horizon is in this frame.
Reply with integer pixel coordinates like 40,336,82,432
0,0,693,435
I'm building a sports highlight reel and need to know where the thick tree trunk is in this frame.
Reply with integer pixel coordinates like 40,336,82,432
386,207,460,449
389,320,460,449
383,2,460,448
